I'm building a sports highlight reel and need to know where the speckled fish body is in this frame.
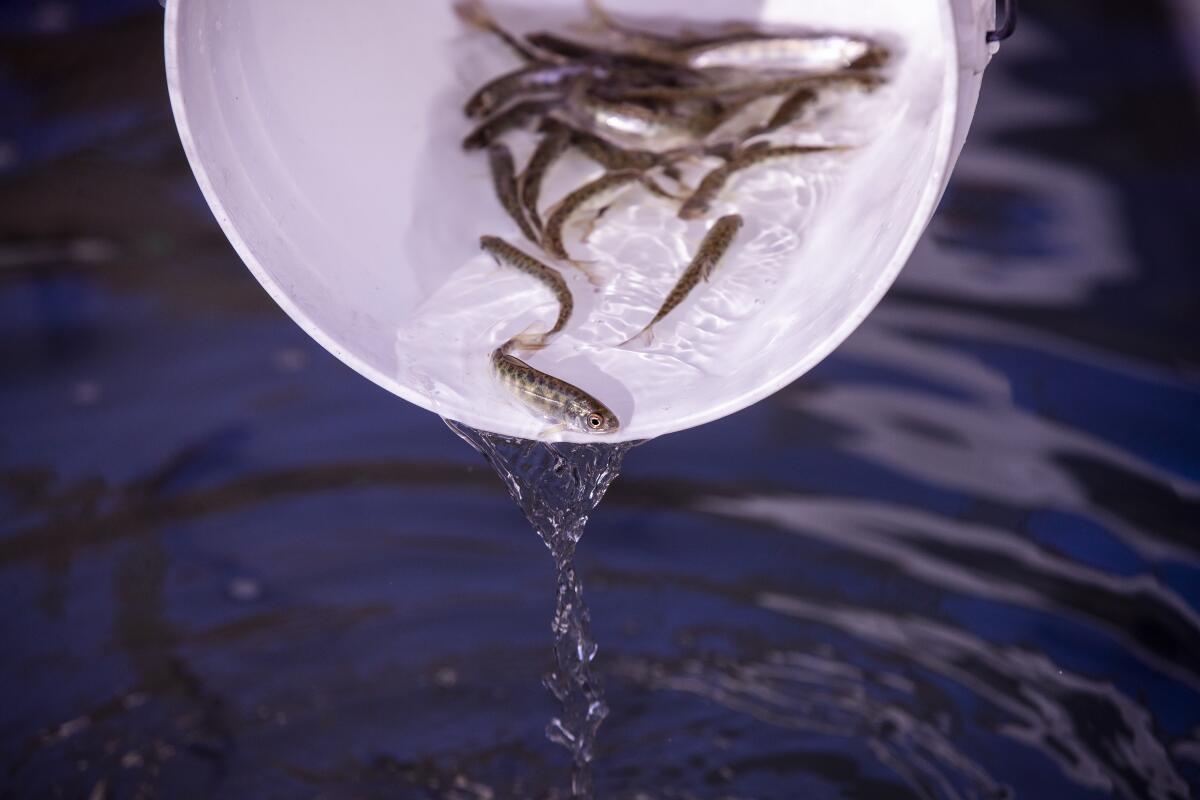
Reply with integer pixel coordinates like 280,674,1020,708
565,126,686,183
623,214,743,344
480,235,573,346
491,345,619,434
570,127,654,171
741,72,884,140
520,121,574,233
541,169,643,260
760,86,819,132
488,144,541,245
679,144,845,219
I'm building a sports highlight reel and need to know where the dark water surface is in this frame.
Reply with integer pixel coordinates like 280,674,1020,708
2,2,1200,798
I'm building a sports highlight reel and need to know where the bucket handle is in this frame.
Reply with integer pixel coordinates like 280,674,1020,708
987,0,1018,42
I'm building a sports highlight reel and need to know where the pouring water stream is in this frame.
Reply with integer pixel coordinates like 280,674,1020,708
446,419,638,798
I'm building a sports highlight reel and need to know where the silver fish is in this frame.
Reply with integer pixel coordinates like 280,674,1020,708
684,34,881,73
598,70,882,104
562,80,720,153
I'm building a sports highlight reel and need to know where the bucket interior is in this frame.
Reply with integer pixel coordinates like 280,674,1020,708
166,0,960,441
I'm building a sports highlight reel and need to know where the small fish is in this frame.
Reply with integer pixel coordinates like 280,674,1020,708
598,70,882,103
453,0,560,64
563,81,720,153
683,34,880,73
744,73,883,140
758,86,819,133
849,44,893,70
463,99,556,150
520,120,574,233
524,31,681,70
465,63,589,118
488,143,540,244
566,126,685,183
679,143,847,219
480,235,573,348
621,214,743,346
542,169,678,264
583,0,764,58
569,126,646,169
492,342,619,434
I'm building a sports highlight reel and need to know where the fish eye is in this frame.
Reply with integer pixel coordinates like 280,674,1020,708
588,414,604,429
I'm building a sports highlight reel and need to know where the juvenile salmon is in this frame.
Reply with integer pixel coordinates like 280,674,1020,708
565,125,685,183
520,120,574,233
488,143,540,244
679,143,847,219
740,73,883,140
621,214,743,345
492,341,619,434
480,235,573,348
542,169,678,263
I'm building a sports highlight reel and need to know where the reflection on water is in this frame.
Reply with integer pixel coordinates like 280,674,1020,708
1,1,1199,799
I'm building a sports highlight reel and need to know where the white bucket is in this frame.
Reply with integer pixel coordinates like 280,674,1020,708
165,0,998,442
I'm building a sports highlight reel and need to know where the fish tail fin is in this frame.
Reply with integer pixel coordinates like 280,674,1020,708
658,158,692,190
641,175,685,202
509,333,550,352
526,207,544,236
618,325,654,349
453,0,495,33
537,422,568,439
569,259,605,288
502,322,550,354
668,177,695,194
580,0,615,31
678,197,709,220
